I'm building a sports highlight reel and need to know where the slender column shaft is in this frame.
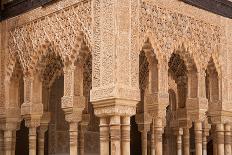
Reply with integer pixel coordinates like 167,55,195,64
225,124,231,155
110,115,121,155
154,118,163,155
183,128,190,155
79,128,85,155
29,127,37,155
121,116,130,155
141,131,147,155
38,129,47,155
0,131,3,155
11,131,16,155
203,131,207,155
100,117,109,155
4,130,13,155
177,129,183,155
216,124,224,155
69,122,78,155
213,126,217,155
194,121,202,155
151,125,155,155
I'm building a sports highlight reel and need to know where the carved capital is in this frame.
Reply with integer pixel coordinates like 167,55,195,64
61,96,86,112
90,86,140,103
24,116,41,128
145,92,169,117
93,98,137,117
21,102,43,117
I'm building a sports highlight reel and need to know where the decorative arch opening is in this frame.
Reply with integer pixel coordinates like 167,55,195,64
7,60,29,155
168,53,188,109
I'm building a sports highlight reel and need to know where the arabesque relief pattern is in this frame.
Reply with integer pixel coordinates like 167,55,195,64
0,0,232,155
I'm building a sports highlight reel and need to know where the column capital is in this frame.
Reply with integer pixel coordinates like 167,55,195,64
135,113,152,132
186,97,208,121
21,102,43,118
91,86,140,103
24,116,41,128
173,128,183,136
93,98,137,117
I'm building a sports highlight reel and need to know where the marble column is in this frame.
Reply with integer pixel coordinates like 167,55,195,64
183,128,190,155
154,118,163,155
194,121,202,155
0,131,3,155
11,131,16,155
224,123,231,155
121,116,130,155
216,123,224,155
110,115,121,155
151,124,155,155
99,117,109,155
69,122,78,155
212,125,217,155
202,130,207,155
177,128,183,155
79,126,85,155
141,130,148,155
29,127,37,155
38,126,48,155
4,130,13,155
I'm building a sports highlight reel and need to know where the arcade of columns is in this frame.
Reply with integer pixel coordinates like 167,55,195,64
0,0,232,155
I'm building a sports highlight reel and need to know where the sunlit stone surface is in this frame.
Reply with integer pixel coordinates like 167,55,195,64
0,0,232,155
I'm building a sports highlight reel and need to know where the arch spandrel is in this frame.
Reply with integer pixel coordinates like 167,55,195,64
7,2,92,78
139,1,221,74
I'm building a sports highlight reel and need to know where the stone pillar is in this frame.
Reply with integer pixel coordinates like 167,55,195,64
69,122,78,155
151,124,155,155
213,130,217,155
203,130,207,155
79,126,85,155
11,131,16,155
154,118,163,155
0,131,3,155
176,128,183,155
99,117,109,155
183,128,190,155
4,130,13,155
194,121,203,155
216,123,224,155
141,130,148,155
110,115,121,155
121,116,130,155
29,127,37,155
38,126,48,155
224,123,231,155
135,113,151,155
